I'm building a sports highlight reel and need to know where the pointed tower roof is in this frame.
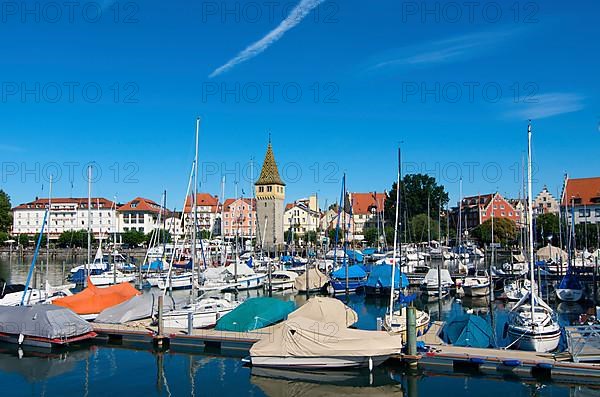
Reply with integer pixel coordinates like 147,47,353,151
255,142,285,186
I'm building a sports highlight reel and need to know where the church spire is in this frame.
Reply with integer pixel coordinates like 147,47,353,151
255,142,285,186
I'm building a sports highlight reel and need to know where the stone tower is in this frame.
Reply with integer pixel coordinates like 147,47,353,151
255,141,285,254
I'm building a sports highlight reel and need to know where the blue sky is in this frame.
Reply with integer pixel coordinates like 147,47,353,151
0,0,598,210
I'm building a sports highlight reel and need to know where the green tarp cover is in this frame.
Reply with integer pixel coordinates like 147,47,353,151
215,297,295,332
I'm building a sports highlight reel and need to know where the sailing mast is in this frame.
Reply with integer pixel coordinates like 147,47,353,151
191,117,200,301
388,146,401,319
220,176,226,265
527,121,535,317
86,165,92,287
46,174,53,292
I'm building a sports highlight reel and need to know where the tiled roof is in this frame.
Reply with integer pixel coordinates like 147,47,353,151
184,193,219,213
562,177,600,206
255,143,285,186
223,198,256,211
13,197,115,211
351,192,386,215
118,197,162,213
461,193,494,208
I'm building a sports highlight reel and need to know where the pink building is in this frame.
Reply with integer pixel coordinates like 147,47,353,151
222,198,256,238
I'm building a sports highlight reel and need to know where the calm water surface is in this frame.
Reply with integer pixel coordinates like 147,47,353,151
1,255,599,397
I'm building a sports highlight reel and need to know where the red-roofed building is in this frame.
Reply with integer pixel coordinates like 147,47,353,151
183,193,220,235
117,197,167,234
453,192,521,231
350,192,386,238
561,176,600,225
12,197,116,240
222,198,256,238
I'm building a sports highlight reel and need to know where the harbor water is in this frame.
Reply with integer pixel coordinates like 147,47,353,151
1,255,599,397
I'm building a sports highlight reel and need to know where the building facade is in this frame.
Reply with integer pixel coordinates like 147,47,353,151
454,192,521,231
183,193,220,236
117,197,165,234
222,198,256,238
255,142,285,252
12,197,116,240
284,195,320,237
561,176,600,225
534,186,559,215
350,192,386,238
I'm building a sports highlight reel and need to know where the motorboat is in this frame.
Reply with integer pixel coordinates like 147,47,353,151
329,265,367,294
162,296,239,329
265,270,298,291
420,268,453,297
0,281,73,306
462,270,491,298
89,269,136,287
156,272,195,290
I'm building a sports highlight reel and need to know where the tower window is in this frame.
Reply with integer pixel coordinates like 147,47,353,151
267,186,272,192
259,186,264,192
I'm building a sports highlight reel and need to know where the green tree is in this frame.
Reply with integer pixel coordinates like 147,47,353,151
18,234,31,246
363,228,379,246
0,190,12,233
122,230,146,247
472,218,517,245
535,213,559,246
146,229,172,244
199,230,211,240
57,230,95,248
384,174,449,225
408,214,440,243
33,233,47,247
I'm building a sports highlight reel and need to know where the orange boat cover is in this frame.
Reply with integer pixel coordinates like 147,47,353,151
53,277,140,315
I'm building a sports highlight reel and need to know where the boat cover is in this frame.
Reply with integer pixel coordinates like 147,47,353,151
53,278,140,315
250,316,402,359
536,244,568,262
224,261,255,277
293,268,329,291
365,264,408,289
94,292,181,324
287,297,358,328
141,260,165,271
331,265,367,280
215,297,295,332
0,304,92,339
442,313,494,348
423,269,453,285
344,249,364,263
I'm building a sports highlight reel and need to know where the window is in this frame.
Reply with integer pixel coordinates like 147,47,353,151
267,186,272,192
258,186,264,192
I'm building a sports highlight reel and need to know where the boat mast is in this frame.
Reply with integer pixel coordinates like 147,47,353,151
220,175,226,265
389,146,401,319
527,121,535,314
191,117,200,301
86,165,92,287
46,174,53,291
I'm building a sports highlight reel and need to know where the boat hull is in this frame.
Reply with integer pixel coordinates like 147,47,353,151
556,288,583,302
463,284,490,298
163,309,233,329
330,279,365,294
250,354,391,369
507,325,561,352
0,331,96,349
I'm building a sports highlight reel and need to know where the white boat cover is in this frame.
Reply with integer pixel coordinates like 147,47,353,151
423,268,452,285
250,316,402,359
224,262,256,277
0,305,92,339
94,293,181,324
288,297,357,328
536,244,568,262
294,268,329,291
203,267,225,280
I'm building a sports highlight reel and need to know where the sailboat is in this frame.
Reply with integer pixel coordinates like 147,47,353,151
556,200,584,302
507,121,560,353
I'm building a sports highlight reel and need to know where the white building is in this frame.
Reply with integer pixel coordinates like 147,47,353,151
12,197,116,240
284,195,320,236
562,176,600,225
116,197,166,234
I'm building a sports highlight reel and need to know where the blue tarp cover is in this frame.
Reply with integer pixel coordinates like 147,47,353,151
215,297,295,332
442,313,494,348
365,264,408,289
141,260,164,271
331,264,367,280
559,266,582,290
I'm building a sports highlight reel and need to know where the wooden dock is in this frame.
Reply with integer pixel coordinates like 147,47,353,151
91,320,600,385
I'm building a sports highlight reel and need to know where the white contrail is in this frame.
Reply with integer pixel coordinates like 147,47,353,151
209,0,325,78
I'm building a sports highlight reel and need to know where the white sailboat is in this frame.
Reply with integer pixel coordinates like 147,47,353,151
462,270,491,297
162,296,239,329
507,121,560,353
